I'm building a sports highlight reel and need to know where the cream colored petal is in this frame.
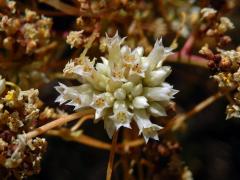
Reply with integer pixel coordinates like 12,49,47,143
104,117,116,138
148,102,167,117
132,96,149,109
133,109,162,142
131,84,143,97
144,66,171,87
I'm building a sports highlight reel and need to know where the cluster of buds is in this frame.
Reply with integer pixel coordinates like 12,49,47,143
199,8,234,46
0,1,52,54
198,8,240,119
200,43,240,119
66,30,86,48
0,76,47,179
55,32,178,142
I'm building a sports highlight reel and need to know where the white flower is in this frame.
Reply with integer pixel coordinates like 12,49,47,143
201,8,217,19
219,17,234,32
90,93,110,120
134,109,163,142
143,39,172,71
148,102,167,117
55,83,93,110
55,32,178,142
66,30,84,48
144,83,178,102
109,100,133,130
72,57,95,78
144,66,171,86
132,96,149,109
217,48,240,64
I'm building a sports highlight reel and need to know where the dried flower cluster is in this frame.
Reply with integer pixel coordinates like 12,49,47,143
0,2,52,54
141,140,193,180
66,30,86,48
55,32,178,142
0,77,47,179
199,7,234,46
199,8,240,119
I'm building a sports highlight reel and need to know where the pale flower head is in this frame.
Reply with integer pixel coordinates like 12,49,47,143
226,104,240,119
55,31,178,142
201,8,217,19
66,30,84,48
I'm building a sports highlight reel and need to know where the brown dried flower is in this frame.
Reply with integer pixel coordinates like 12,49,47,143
0,77,47,179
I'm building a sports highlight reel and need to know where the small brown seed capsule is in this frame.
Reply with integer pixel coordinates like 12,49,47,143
199,46,214,59
3,37,14,50
208,60,216,69
213,54,222,63
26,40,37,53
218,35,232,46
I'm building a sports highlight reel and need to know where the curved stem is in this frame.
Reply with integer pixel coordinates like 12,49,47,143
25,109,95,139
71,114,94,132
6,81,21,94
106,131,119,180
47,129,112,150
47,128,144,152
39,0,79,15
164,91,223,132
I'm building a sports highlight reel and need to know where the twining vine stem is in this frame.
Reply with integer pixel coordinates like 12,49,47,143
106,130,119,180
164,91,223,132
25,109,95,139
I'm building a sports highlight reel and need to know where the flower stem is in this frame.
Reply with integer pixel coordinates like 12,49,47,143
25,109,95,139
47,128,144,152
167,91,223,131
39,0,79,15
47,129,112,150
106,130,119,180
70,114,94,132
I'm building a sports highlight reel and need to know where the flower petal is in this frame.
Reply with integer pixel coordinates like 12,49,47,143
90,93,110,119
133,109,162,142
148,102,167,117
131,84,143,97
144,66,171,87
104,117,116,138
145,39,172,71
133,96,149,109
144,84,178,102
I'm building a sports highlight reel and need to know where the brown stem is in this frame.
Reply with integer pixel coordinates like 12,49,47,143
165,92,223,132
71,114,94,132
25,109,95,139
39,0,80,15
47,128,144,152
35,41,58,54
106,131,119,180
47,129,112,150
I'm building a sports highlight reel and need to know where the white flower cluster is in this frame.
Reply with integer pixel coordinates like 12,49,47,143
55,32,178,142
